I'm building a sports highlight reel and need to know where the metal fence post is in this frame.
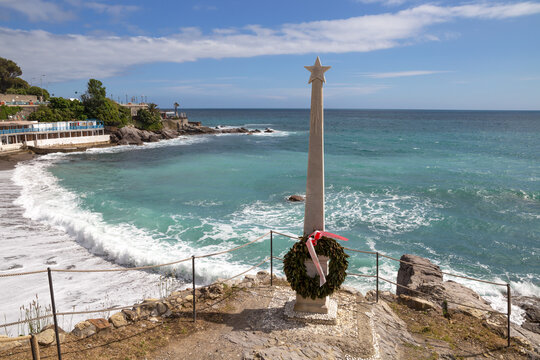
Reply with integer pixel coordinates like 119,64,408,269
30,334,40,360
376,252,379,303
270,231,273,286
47,268,62,360
192,256,196,323
507,283,511,347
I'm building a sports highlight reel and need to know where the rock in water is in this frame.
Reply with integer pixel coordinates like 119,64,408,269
288,195,305,202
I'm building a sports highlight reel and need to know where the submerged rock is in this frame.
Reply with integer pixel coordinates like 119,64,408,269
288,195,305,202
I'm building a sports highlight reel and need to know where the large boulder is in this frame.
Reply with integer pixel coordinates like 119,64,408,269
71,320,96,338
114,127,144,145
35,328,65,346
160,129,178,139
109,312,128,328
87,318,111,334
442,280,491,314
396,254,492,315
396,254,444,297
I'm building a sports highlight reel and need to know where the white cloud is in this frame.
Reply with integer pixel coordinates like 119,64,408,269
66,0,139,17
193,4,218,11
356,0,408,6
0,0,74,22
1,2,540,82
362,70,450,78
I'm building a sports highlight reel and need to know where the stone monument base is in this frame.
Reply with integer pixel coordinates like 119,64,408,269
293,294,329,314
286,298,337,325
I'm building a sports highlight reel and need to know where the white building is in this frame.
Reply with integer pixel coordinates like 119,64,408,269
0,120,110,152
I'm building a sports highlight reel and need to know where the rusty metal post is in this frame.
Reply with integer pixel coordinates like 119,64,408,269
30,334,40,360
270,231,273,286
192,256,196,323
507,283,511,347
47,268,62,360
376,252,379,303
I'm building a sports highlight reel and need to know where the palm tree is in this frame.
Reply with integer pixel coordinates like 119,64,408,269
148,103,159,115
174,102,179,118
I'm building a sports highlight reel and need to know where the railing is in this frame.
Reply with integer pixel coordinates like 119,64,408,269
0,230,513,360
1,101,48,106
0,125,104,135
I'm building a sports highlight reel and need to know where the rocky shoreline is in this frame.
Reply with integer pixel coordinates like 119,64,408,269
1,255,538,359
109,124,274,146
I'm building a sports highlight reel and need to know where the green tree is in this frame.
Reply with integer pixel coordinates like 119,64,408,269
5,88,28,95
80,79,128,126
28,98,87,122
81,79,106,119
0,57,24,92
27,105,58,122
6,77,30,90
118,104,131,125
137,107,162,131
25,86,50,101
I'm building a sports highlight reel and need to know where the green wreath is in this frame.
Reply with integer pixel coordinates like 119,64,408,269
283,235,349,299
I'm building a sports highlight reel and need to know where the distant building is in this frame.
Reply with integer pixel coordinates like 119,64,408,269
119,103,149,117
0,94,43,105
0,120,109,152
160,111,188,120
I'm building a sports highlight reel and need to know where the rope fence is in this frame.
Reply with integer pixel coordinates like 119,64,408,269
0,230,514,359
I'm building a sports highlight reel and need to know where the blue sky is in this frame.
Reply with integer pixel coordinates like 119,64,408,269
1,0,539,109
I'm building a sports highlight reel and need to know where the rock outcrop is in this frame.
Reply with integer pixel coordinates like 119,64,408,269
111,124,268,145
396,254,492,314
396,254,444,298
514,296,540,334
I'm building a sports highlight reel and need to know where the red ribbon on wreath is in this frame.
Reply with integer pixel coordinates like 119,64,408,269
306,230,348,287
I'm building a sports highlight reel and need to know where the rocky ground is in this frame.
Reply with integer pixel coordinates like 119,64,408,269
1,266,538,360
110,124,274,146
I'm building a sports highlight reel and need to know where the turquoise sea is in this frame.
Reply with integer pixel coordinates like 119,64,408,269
11,109,540,318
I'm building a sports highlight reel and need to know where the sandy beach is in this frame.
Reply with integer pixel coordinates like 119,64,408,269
0,150,36,171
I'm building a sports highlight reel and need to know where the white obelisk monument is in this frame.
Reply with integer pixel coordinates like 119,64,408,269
293,57,332,314
304,57,330,236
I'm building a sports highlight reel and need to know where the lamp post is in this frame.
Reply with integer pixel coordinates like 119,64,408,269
40,75,45,101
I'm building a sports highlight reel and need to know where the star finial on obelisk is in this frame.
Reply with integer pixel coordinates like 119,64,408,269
305,56,331,84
